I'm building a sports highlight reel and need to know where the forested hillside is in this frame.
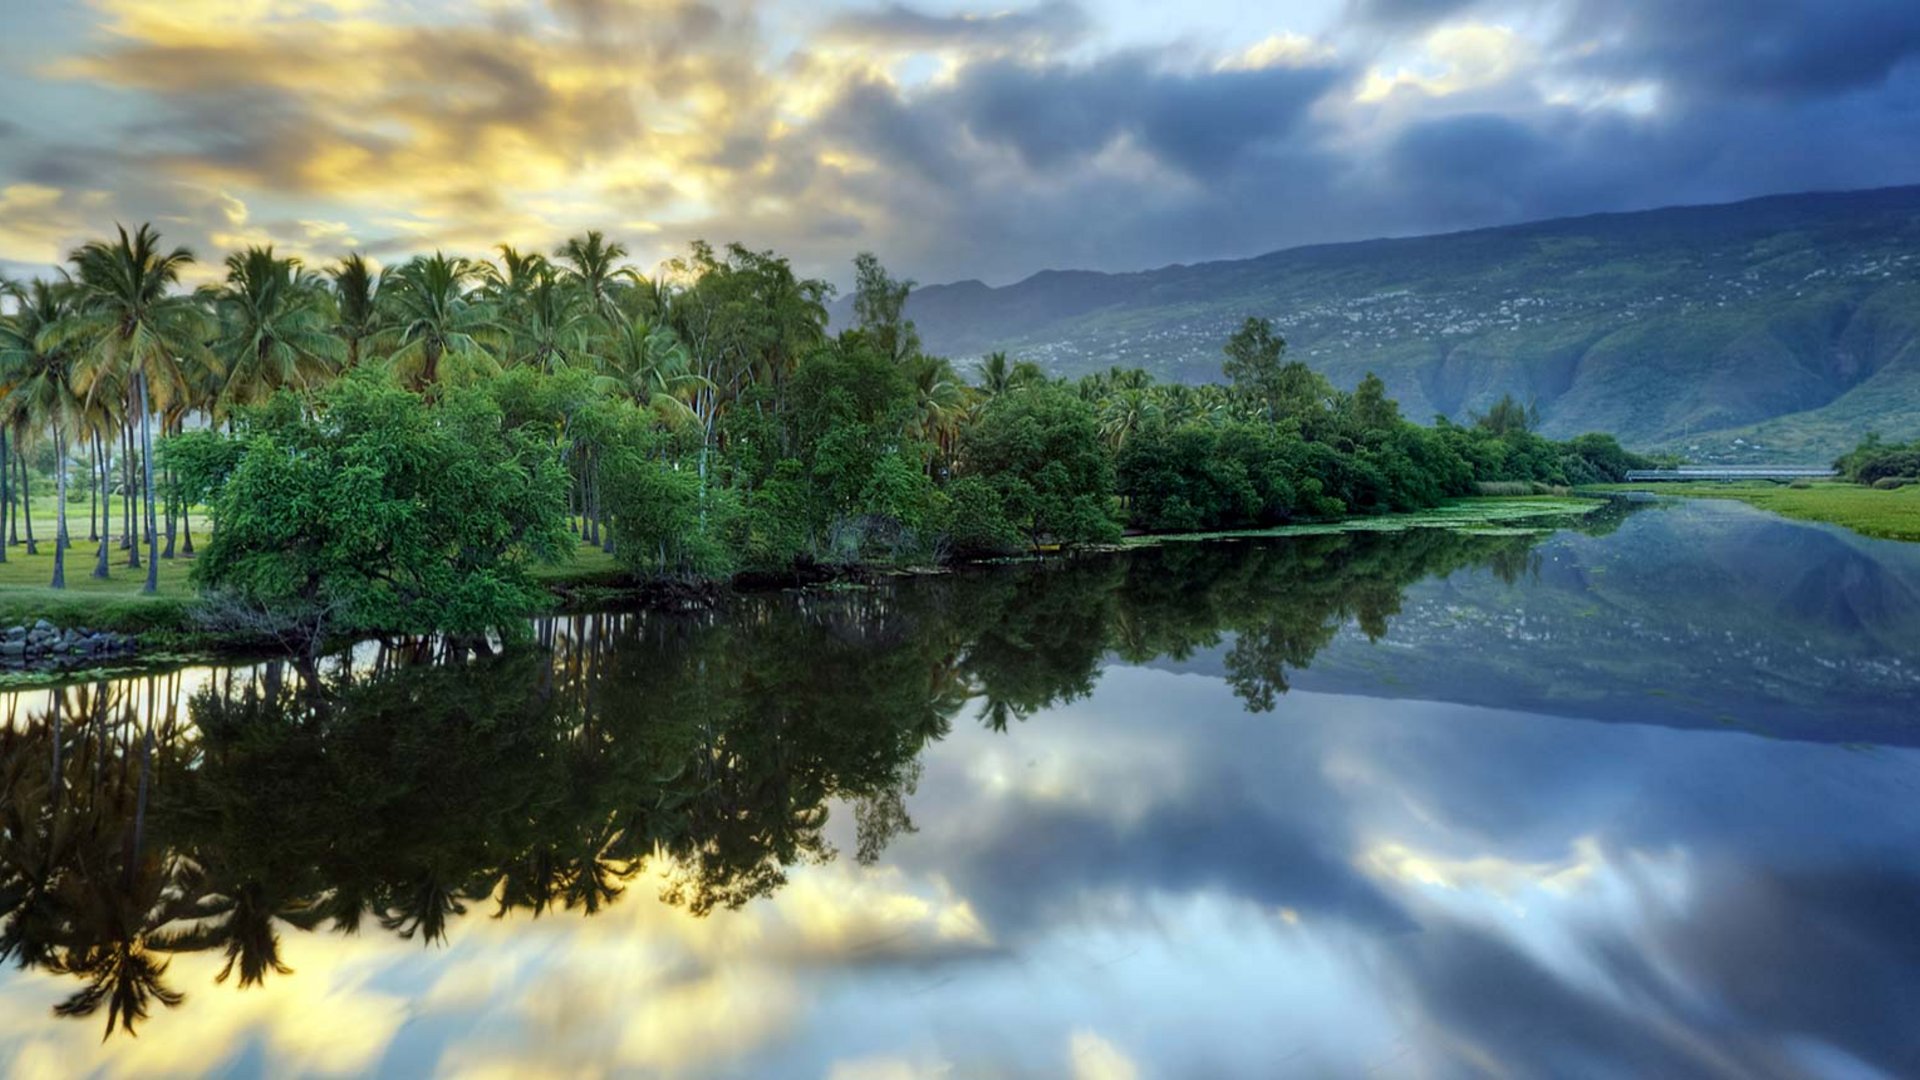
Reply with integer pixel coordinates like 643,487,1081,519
869,187,1920,459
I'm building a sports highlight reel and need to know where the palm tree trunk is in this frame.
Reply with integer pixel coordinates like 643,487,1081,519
20,450,36,556
162,418,177,560
87,437,99,543
51,427,67,589
137,371,160,594
124,421,139,569
0,428,10,563
94,431,111,579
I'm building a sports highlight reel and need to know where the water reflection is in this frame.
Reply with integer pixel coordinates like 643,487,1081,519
3,501,1919,1076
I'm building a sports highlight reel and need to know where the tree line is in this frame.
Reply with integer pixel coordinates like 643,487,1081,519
1,223,1648,640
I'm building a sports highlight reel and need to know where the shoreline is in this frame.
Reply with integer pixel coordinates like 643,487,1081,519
0,495,1608,684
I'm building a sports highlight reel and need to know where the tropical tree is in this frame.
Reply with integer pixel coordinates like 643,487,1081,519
0,279,80,586
43,224,210,593
553,231,633,326
369,253,501,391
202,246,342,416
327,254,380,367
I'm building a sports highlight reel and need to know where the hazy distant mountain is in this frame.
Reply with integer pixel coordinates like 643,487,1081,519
855,187,1920,460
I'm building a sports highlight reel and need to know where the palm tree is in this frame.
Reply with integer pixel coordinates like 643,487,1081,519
596,314,702,424
976,351,1012,396
202,246,342,416
44,224,211,594
0,279,81,587
327,254,380,367
1099,387,1158,451
369,253,501,391
905,355,969,470
502,270,596,374
553,231,632,326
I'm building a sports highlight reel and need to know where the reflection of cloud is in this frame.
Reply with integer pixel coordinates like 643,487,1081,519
1069,1029,1138,1080
0,933,408,1077
432,860,995,1077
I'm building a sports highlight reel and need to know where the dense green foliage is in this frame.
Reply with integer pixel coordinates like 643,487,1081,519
3,222,1649,636
1836,434,1920,487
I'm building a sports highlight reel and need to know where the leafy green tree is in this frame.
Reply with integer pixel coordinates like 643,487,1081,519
1473,392,1540,437
851,252,919,365
191,372,570,647
960,386,1120,548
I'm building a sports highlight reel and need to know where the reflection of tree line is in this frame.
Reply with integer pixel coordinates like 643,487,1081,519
1,524,1555,1036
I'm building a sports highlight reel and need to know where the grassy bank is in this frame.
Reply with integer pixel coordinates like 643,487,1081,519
1120,496,1603,546
1583,481,1920,542
0,534,628,636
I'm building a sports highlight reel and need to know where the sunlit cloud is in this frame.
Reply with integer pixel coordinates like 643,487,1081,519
1,0,1915,284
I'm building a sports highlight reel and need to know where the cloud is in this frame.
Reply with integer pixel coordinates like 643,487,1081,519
1,0,1917,287
821,0,1090,53
1561,0,1920,99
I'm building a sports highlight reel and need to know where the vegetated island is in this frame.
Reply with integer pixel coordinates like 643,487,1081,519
0,223,1717,665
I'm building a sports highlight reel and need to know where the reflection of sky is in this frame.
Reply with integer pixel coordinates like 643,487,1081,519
9,657,1920,1077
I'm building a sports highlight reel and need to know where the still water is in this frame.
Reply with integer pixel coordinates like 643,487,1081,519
2,499,1918,1077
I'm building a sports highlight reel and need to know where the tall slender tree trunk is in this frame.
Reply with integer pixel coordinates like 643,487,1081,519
94,431,111,579
50,427,67,589
20,452,36,556
137,372,159,594
87,437,99,543
120,424,133,552
0,428,10,562
124,420,139,568
162,417,177,559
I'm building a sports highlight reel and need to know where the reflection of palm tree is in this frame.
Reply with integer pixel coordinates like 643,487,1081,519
49,839,187,1039
379,871,469,946
153,875,326,988
50,938,185,1039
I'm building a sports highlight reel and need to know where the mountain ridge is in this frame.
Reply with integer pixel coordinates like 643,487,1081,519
852,185,1920,459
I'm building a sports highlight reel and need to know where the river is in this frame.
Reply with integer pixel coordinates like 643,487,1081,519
3,498,1918,1077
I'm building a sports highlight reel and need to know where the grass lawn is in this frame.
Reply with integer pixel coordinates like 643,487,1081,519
1583,481,1920,542
0,518,629,632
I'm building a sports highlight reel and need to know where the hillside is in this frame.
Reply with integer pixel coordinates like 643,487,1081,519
865,187,1920,459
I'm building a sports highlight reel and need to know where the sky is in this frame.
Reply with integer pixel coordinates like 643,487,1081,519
1,0,1918,288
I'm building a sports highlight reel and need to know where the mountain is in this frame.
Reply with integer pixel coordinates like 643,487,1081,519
860,186,1920,459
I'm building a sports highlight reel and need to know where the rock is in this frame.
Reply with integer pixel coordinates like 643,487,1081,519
4,625,24,641
0,641,23,658
32,618,55,633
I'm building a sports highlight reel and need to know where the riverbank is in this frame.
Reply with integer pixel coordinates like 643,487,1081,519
1581,481,1920,542
0,495,1609,676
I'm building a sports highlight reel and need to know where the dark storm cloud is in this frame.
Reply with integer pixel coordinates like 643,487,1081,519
823,0,1089,51
1564,0,1920,99
1342,0,1479,28
876,51,1347,177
